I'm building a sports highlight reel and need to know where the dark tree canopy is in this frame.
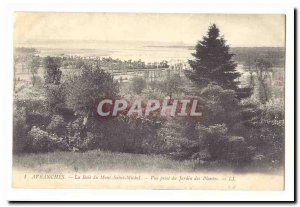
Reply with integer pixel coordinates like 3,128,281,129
65,66,119,115
44,56,62,85
158,73,182,99
29,56,40,86
187,24,241,91
130,77,147,94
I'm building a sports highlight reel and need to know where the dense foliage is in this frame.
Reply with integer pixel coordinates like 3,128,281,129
44,56,62,85
13,24,284,172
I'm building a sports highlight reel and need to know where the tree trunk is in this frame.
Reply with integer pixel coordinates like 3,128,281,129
32,72,35,86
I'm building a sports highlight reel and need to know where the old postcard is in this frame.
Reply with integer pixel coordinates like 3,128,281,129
12,12,286,191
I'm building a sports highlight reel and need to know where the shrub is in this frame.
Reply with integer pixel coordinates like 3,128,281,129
13,106,30,153
44,84,68,114
14,98,50,130
47,115,66,137
257,100,284,165
238,98,284,167
27,126,59,152
157,118,199,160
160,119,254,168
195,124,228,160
200,84,241,128
13,98,50,153
66,117,84,149
84,114,163,154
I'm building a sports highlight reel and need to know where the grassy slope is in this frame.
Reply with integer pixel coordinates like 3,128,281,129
13,150,196,173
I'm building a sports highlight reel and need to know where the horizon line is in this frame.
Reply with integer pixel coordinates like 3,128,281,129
14,39,285,48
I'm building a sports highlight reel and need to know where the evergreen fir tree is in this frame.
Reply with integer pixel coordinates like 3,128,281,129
187,24,241,91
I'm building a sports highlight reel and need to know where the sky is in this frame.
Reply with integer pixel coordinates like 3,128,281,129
14,12,285,47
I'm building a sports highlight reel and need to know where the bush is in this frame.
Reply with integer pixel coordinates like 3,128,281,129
239,98,284,167
160,119,253,168
27,126,59,152
13,98,50,153
82,114,163,154
13,106,30,153
158,119,198,160
193,124,253,168
257,100,284,165
47,115,66,137
66,117,85,150
200,84,241,128
44,84,68,114
14,98,51,130
195,124,228,160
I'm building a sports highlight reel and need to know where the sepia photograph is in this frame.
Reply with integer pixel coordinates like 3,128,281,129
11,12,287,191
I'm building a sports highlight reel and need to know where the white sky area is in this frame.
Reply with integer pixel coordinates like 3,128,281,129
14,12,285,47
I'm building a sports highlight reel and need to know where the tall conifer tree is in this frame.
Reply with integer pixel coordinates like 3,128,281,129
187,24,241,91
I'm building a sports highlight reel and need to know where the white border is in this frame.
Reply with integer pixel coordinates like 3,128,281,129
0,0,295,202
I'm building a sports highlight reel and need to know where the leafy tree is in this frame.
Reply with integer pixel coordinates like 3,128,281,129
243,58,273,103
44,64,119,152
243,58,256,88
158,73,182,99
130,77,147,94
28,56,40,86
187,24,240,91
44,83,70,115
253,59,273,103
240,98,284,167
44,56,62,85
65,66,119,117
13,55,20,91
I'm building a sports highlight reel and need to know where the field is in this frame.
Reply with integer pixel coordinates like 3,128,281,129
13,150,284,174
13,150,199,173
12,150,284,191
